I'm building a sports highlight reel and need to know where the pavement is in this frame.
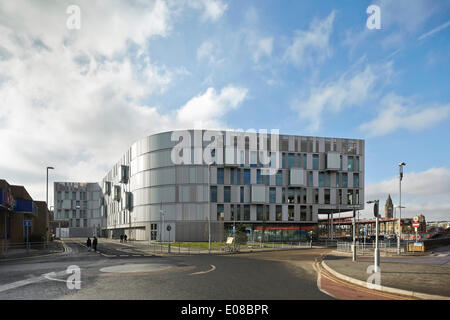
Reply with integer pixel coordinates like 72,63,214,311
322,249,450,299
0,241,65,261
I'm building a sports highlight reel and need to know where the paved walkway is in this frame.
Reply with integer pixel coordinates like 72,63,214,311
323,254,450,298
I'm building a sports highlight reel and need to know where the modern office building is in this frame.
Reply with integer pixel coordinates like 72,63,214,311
53,182,104,237
101,129,365,242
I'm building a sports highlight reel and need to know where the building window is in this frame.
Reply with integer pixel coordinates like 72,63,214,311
217,204,224,221
288,205,294,221
240,186,244,203
72,210,76,219
230,205,235,221
297,154,301,168
244,205,250,220
342,173,348,188
326,173,330,187
64,191,69,200
355,190,360,205
57,209,61,219
355,156,360,171
76,200,80,208
257,205,263,221
308,171,313,186
269,187,276,203
282,188,286,203
324,189,330,204
336,173,340,188
288,154,295,168
353,173,359,188
313,154,319,170
224,186,231,203
276,170,282,186
302,188,307,204
83,201,88,209
217,168,224,184
314,189,319,204
150,224,157,240
244,169,250,184
72,191,76,199
300,206,307,221
338,189,342,205
64,209,69,218
210,186,217,203
282,153,286,169
230,169,235,185
256,169,263,184
319,172,324,187
76,219,80,227
348,156,354,171
347,189,353,205
57,191,62,201
288,188,295,204
303,154,307,169
276,205,282,221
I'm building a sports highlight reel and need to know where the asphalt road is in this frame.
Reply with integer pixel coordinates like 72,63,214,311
0,239,333,300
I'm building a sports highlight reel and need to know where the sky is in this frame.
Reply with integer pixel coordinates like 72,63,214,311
0,0,449,221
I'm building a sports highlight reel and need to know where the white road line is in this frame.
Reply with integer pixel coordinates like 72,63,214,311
0,270,67,293
133,255,141,257
190,264,216,275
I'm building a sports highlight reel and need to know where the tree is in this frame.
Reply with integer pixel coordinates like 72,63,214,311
234,224,248,250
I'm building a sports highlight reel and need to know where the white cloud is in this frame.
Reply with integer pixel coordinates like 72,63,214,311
196,40,223,64
0,0,246,206
359,94,450,137
176,86,248,129
187,0,228,22
252,37,274,63
292,61,393,131
362,168,450,221
418,20,450,40
284,11,335,68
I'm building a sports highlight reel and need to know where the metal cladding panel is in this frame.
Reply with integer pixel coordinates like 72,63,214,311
13,199,33,213
290,168,305,186
251,185,266,203
327,152,340,169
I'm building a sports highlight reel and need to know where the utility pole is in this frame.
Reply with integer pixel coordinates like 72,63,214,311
367,200,380,272
208,164,211,254
46,166,54,245
398,162,406,255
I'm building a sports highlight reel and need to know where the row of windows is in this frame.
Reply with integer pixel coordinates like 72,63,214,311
57,209,91,219
216,204,312,222
210,186,360,205
57,191,87,201
56,200,88,210
68,218,89,228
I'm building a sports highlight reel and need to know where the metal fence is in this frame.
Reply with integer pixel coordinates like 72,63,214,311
0,241,64,258
337,241,400,254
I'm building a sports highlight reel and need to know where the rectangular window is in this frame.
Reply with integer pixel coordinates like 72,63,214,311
302,188,307,204
303,154,307,169
256,169,263,184
308,171,313,186
269,187,276,203
342,173,348,188
64,191,69,200
230,205,235,221
338,189,342,205
336,173,340,188
319,172,325,187
288,153,295,168
314,189,319,204
300,206,307,221
76,200,80,208
72,191,76,199
324,189,330,204
326,173,330,187
276,205,282,221
57,191,62,201
83,219,88,227
224,186,231,203
356,189,360,204
240,186,244,203
348,156,354,171
355,156,360,171
257,204,263,221
217,204,224,221
282,188,286,203
276,170,282,186
244,169,250,184
210,186,217,203
217,168,224,184
288,188,295,204
150,224,157,240
282,153,286,169
288,205,294,221
230,169,235,185
57,209,61,219
347,189,353,205
64,209,69,218
296,188,301,203
72,210,76,219
83,201,88,209
297,154,301,168
313,154,319,170
244,205,250,220
353,173,359,188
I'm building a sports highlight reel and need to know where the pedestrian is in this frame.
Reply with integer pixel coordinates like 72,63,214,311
120,234,123,243
124,234,127,242
93,236,98,252
87,237,92,252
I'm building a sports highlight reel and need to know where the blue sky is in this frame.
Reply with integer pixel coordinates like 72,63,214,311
0,0,449,220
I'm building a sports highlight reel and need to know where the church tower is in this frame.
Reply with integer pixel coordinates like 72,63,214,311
385,194,393,218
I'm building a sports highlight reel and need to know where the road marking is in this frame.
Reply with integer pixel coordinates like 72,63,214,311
190,264,216,275
0,270,72,293
120,255,129,257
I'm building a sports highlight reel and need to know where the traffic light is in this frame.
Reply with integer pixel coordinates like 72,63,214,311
373,202,379,217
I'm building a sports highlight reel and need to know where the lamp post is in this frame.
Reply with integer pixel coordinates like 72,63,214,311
367,200,380,272
46,167,54,244
349,205,359,262
208,164,211,254
398,162,406,255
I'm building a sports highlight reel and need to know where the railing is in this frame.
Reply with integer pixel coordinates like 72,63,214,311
337,241,401,254
0,241,64,258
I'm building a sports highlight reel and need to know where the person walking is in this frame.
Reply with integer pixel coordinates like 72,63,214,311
93,236,98,252
86,237,92,252
120,234,123,243
124,234,127,242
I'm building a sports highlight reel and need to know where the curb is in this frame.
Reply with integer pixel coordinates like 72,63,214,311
321,260,450,300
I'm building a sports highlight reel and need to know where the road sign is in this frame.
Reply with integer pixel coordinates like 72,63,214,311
413,216,419,222
23,220,32,227
413,222,420,228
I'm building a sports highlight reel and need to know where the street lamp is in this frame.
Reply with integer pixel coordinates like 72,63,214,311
46,166,54,244
398,162,406,255
367,200,380,272
349,204,359,262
